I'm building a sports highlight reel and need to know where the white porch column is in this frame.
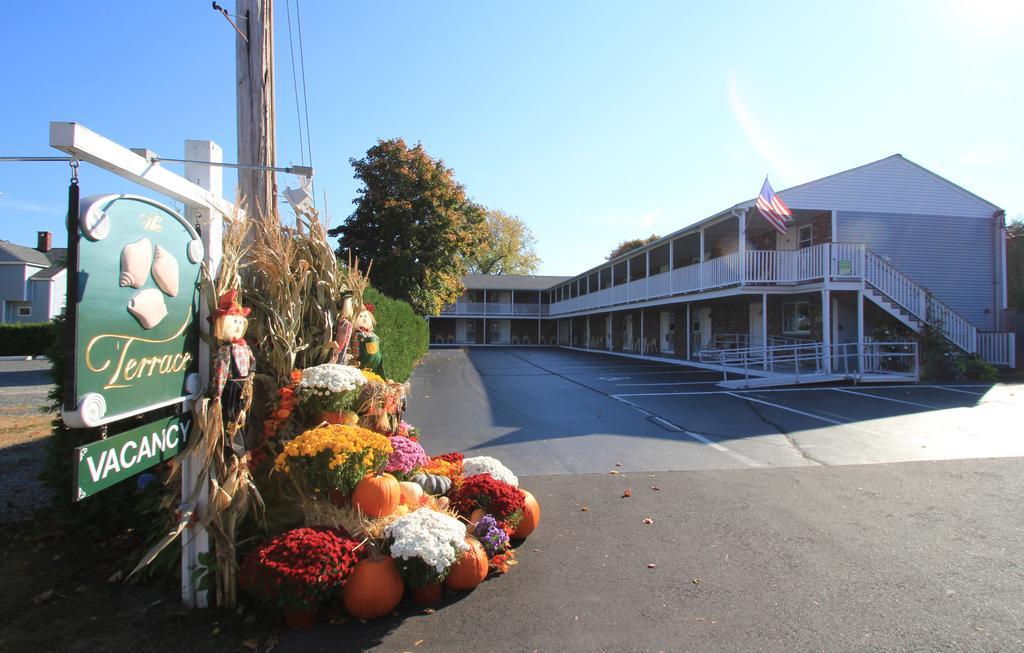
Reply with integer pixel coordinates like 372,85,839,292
761,292,768,352
699,230,705,290
645,250,651,299
181,140,222,609
821,289,832,373
511,289,515,316
668,239,675,295
856,290,864,376
738,210,746,285
483,289,488,317
686,303,692,360
640,310,645,354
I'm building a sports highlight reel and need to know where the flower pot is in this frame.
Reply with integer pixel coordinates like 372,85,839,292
410,582,442,606
283,606,319,629
319,410,346,424
328,488,349,509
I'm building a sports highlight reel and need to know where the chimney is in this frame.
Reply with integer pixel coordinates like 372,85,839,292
36,231,52,253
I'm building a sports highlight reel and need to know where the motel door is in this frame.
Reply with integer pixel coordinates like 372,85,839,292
456,319,467,344
749,303,765,348
832,298,858,373
605,315,613,350
691,307,711,355
660,311,675,354
624,315,634,351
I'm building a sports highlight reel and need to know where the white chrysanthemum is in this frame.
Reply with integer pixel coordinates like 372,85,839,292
298,364,367,394
462,456,518,487
385,509,469,573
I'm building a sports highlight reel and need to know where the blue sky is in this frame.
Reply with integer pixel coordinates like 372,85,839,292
1,1,1021,275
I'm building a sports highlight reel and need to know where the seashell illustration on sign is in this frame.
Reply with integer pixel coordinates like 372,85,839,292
127,288,168,329
151,244,180,297
120,238,153,288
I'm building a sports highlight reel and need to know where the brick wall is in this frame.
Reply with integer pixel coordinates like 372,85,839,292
711,301,750,337
811,214,832,246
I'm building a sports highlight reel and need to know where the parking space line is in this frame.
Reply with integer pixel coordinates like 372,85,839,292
723,392,846,426
610,396,761,467
831,388,941,409
930,386,986,397
615,381,723,387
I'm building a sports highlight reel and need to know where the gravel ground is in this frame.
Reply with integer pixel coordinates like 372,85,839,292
0,359,56,522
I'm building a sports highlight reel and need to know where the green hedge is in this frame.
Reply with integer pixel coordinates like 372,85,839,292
0,322,56,356
363,287,429,382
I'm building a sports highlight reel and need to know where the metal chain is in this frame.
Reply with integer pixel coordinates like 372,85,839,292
69,158,79,184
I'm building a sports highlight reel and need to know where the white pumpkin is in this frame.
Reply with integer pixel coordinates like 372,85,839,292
399,481,424,506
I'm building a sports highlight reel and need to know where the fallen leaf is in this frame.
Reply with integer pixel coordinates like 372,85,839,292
622,489,632,498
31,589,54,605
415,640,425,647
107,570,123,583
241,639,259,650
642,518,654,524
581,506,589,512
692,578,701,585
608,470,620,475
423,608,436,615
615,462,622,467
651,485,660,491
647,563,657,568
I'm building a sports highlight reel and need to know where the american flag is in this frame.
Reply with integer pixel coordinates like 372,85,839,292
755,178,792,235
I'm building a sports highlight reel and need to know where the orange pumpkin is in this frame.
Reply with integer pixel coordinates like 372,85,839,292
399,481,424,506
512,490,540,539
342,556,404,620
352,473,400,518
465,507,486,534
445,537,489,591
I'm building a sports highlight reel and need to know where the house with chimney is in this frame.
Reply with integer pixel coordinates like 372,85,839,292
0,231,67,323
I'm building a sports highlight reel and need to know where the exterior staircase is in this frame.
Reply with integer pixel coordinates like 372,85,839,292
863,249,1014,365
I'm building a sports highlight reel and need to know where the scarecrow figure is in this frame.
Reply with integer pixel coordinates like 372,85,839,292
353,302,385,377
210,290,255,457
332,290,355,365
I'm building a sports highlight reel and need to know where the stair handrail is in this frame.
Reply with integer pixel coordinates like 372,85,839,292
863,248,977,353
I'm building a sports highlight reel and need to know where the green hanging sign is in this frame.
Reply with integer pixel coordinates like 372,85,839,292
73,414,192,500
62,194,203,429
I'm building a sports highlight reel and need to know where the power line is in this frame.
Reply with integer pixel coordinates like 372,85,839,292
285,0,305,165
295,0,315,205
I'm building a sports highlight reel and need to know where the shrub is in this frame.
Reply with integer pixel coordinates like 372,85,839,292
363,287,428,382
0,322,55,356
963,355,998,382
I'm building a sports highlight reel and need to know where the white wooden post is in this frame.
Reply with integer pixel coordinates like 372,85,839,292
762,292,768,354
645,250,650,299
856,290,865,376
821,289,831,373
668,239,674,295
738,211,746,285
686,303,692,360
699,230,705,290
181,140,223,608
640,309,645,354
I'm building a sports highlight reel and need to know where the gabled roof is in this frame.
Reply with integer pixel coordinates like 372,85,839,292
462,274,573,291
736,154,1000,217
30,264,67,281
0,241,55,266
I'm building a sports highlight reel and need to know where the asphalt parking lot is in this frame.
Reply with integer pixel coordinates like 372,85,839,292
405,347,1022,474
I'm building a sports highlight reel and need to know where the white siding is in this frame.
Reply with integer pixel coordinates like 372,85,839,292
838,211,997,330
779,156,995,218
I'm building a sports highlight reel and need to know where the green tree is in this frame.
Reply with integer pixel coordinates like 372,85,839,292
330,138,488,315
1007,217,1023,309
466,208,541,275
607,234,660,260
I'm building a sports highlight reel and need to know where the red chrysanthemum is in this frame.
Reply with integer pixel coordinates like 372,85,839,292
238,527,361,609
450,474,525,528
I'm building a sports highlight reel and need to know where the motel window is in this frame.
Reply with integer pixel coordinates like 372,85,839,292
17,306,32,317
798,225,812,250
782,301,811,334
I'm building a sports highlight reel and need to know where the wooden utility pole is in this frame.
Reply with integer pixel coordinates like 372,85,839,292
235,0,277,223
